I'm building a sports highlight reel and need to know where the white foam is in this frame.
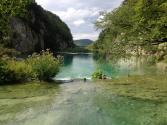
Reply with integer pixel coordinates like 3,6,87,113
55,77,72,81
54,76,92,82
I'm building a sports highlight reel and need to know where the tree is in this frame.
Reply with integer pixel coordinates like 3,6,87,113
0,0,34,45
94,0,167,56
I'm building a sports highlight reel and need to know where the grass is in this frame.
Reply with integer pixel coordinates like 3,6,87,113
97,75,167,103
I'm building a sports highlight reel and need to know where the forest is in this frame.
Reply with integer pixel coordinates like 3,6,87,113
94,0,167,60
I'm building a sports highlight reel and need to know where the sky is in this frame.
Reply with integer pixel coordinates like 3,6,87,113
36,0,124,40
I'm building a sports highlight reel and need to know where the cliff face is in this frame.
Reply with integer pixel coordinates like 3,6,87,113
10,17,44,53
9,3,74,54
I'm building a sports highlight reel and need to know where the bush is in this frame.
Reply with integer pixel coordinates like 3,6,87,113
147,55,157,65
27,50,62,81
163,55,167,63
5,59,35,83
0,59,8,83
92,70,106,80
0,58,35,83
0,50,62,83
0,46,20,57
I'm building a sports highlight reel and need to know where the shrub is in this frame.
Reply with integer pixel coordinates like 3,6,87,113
0,46,20,57
92,70,106,80
157,53,165,61
163,55,167,63
5,59,35,83
0,58,35,83
27,50,62,81
0,59,8,83
0,50,62,83
147,55,157,65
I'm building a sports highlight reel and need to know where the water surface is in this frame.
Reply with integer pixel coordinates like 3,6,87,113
0,54,167,125
56,54,167,79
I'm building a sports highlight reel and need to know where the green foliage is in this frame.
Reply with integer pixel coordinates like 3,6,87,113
0,1,73,52
94,0,167,56
64,47,91,53
0,59,7,83
0,50,62,83
0,58,35,83
147,55,157,65
0,45,20,57
163,55,167,63
92,70,106,80
27,50,62,81
5,59,35,83
143,45,158,54
0,0,34,45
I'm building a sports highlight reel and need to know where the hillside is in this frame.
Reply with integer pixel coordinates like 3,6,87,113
74,39,93,47
94,0,167,57
0,0,74,54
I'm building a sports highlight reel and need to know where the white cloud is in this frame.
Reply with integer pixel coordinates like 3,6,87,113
73,20,85,26
53,8,99,22
36,0,50,8
36,0,124,40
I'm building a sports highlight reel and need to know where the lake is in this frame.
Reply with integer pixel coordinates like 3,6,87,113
0,54,167,125
56,54,167,79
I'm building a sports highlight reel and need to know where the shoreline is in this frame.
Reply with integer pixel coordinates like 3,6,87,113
56,52,93,55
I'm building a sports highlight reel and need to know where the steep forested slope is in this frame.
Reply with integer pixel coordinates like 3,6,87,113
94,0,167,56
0,0,74,54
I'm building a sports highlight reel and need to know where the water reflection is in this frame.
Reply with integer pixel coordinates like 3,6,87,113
56,54,96,79
63,54,73,66
56,54,167,79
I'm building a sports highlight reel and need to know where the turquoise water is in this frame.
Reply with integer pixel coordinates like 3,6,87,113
56,54,96,79
56,54,167,79
0,54,167,125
